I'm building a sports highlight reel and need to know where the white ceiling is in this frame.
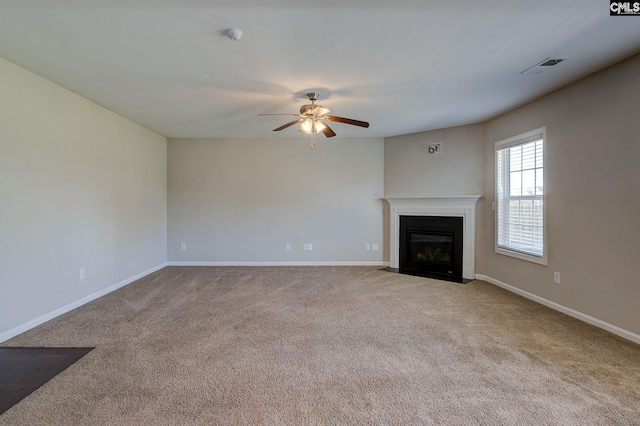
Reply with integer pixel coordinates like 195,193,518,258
1,0,639,139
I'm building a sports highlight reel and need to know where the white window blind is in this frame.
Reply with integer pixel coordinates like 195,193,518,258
495,129,546,264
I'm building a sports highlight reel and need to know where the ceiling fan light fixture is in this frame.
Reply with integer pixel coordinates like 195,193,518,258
314,120,326,132
300,117,313,134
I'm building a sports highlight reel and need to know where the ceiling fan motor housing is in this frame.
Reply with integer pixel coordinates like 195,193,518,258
301,93,321,115
300,104,316,115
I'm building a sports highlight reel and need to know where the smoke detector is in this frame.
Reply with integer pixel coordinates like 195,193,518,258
226,28,243,40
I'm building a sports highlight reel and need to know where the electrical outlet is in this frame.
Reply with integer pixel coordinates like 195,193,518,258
372,243,379,251
307,243,312,251
181,243,186,251
286,243,291,251
554,271,560,284
80,268,85,280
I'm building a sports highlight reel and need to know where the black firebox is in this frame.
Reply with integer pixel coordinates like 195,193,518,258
399,215,463,281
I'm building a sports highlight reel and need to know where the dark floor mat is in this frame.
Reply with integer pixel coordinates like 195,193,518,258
0,347,93,414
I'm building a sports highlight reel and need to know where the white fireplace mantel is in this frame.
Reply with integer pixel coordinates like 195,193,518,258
384,196,482,279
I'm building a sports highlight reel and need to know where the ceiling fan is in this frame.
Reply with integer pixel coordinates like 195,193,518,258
259,93,369,148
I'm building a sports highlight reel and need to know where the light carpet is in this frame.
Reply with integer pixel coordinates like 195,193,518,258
1,266,639,425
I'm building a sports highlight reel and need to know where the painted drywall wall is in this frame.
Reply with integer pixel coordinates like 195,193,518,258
384,124,486,197
384,124,487,271
484,53,640,336
168,137,384,263
0,56,167,338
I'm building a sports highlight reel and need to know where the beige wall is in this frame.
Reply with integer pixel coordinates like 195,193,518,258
384,124,487,272
168,137,384,263
0,57,167,338
384,124,486,197
484,54,640,335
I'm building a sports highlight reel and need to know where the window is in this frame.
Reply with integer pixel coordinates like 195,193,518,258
495,128,546,264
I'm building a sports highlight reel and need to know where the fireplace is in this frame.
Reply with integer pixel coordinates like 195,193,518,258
384,196,481,282
399,216,463,280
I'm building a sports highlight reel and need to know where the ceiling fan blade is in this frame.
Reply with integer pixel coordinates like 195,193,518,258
273,119,302,131
321,123,336,138
258,114,301,116
326,116,369,128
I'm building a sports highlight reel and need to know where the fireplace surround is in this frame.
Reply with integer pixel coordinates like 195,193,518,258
384,196,481,281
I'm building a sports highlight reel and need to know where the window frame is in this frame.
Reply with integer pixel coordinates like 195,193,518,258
494,127,547,265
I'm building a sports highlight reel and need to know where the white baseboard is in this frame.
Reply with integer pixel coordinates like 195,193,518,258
0,262,168,343
167,261,389,267
475,274,640,345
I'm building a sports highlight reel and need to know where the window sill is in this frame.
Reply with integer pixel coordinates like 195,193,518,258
495,247,547,265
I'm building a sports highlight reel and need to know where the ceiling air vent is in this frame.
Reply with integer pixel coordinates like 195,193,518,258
521,57,567,74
